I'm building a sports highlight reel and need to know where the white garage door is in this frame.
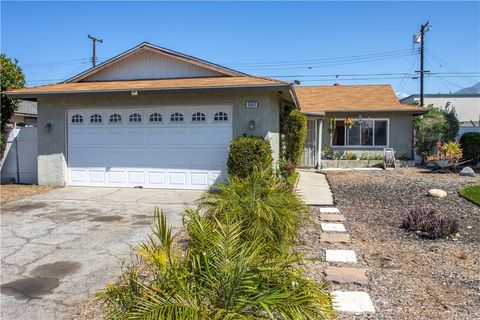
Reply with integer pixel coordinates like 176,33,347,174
67,107,232,190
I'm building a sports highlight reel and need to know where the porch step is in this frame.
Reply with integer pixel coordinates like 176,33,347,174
325,267,368,285
320,233,351,244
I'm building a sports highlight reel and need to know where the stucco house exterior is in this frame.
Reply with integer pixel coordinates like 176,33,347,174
6,42,423,189
400,94,480,138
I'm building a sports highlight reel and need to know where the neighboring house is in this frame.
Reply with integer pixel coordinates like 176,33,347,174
10,100,38,125
6,42,297,189
295,85,425,167
400,94,480,137
6,42,423,189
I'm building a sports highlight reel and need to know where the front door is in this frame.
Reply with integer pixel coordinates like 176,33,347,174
301,119,317,167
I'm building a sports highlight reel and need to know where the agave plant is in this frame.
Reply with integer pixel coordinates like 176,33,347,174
100,209,333,319
199,169,308,250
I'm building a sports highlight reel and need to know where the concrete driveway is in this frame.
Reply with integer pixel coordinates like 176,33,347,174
1,187,203,320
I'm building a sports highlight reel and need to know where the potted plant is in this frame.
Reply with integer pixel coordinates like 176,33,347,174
345,117,354,129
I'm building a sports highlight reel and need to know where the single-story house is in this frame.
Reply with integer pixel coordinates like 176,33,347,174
6,42,423,189
10,100,38,126
400,93,480,138
295,85,425,167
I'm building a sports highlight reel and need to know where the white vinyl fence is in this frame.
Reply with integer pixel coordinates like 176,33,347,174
1,125,38,184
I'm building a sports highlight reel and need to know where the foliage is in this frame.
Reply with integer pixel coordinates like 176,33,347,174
1,54,26,154
100,205,333,319
459,184,480,206
358,152,383,161
413,107,460,159
343,152,357,160
200,169,308,250
396,150,411,161
283,109,307,167
401,207,459,239
227,136,272,179
277,158,295,178
441,141,463,160
460,132,480,164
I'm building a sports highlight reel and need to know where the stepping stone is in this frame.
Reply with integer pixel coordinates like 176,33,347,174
325,249,357,263
320,213,345,221
325,267,368,285
319,207,340,213
320,233,351,244
332,291,375,313
321,223,346,232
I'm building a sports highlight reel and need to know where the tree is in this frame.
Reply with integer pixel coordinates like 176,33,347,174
1,54,26,153
413,106,460,159
283,109,307,167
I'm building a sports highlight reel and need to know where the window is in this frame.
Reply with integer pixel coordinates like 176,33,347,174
71,114,83,123
331,118,388,147
214,112,228,121
170,112,184,122
149,113,162,123
109,113,122,123
90,114,102,123
192,112,206,122
129,113,142,123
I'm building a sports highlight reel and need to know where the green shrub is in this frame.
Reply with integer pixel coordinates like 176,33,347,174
100,208,334,319
227,136,272,179
460,132,480,164
283,109,307,166
200,169,308,249
343,152,357,160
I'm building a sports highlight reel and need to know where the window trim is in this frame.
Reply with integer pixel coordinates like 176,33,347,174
148,112,163,123
71,114,84,124
89,113,103,124
213,111,229,122
109,113,123,124
330,118,389,148
191,111,207,123
170,112,184,123
128,112,143,123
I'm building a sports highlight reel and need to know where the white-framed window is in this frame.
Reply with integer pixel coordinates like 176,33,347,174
192,112,206,122
213,111,228,122
170,112,184,122
109,113,122,123
71,114,83,124
90,114,102,123
149,113,162,123
331,118,389,147
129,113,142,123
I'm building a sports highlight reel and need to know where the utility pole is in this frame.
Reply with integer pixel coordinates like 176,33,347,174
414,22,430,107
88,34,103,67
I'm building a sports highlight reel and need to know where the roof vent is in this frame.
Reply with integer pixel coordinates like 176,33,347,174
334,83,341,86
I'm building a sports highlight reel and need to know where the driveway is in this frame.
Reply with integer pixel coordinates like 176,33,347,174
1,187,203,320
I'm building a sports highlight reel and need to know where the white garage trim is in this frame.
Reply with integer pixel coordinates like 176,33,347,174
67,106,232,190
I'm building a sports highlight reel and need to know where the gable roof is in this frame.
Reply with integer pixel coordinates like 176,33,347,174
295,84,425,114
64,42,248,83
15,100,37,116
6,76,291,98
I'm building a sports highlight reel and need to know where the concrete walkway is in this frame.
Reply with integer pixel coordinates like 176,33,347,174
296,170,334,206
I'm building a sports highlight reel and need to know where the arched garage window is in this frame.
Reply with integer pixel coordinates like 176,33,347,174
71,114,83,123
170,112,184,122
90,114,102,123
129,113,142,123
214,112,228,121
149,113,162,123
192,112,206,122
109,113,122,123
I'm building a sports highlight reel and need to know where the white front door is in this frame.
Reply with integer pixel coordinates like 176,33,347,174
67,107,232,190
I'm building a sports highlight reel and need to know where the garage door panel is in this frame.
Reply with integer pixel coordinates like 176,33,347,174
68,107,232,189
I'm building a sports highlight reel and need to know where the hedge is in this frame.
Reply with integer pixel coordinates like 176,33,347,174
227,136,273,179
460,132,480,164
283,109,307,166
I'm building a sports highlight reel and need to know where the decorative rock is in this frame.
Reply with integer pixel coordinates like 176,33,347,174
325,267,368,285
320,213,345,221
428,189,447,198
459,167,475,177
320,233,351,243
319,207,340,213
321,223,346,232
332,291,375,313
325,249,357,263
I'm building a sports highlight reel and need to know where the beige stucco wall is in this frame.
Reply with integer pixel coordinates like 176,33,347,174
320,112,415,159
37,89,281,186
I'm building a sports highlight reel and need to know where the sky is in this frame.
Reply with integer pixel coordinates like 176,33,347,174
1,1,479,95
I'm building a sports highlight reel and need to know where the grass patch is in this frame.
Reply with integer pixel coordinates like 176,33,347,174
459,184,480,206
287,171,299,187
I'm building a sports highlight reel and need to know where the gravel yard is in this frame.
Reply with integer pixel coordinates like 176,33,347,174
298,168,479,320
0,184,57,204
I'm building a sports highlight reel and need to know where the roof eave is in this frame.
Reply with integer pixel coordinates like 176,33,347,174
324,108,428,114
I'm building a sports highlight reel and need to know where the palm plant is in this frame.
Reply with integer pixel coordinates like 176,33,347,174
199,169,308,250
100,209,333,319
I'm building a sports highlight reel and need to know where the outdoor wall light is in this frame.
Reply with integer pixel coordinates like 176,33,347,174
248,120,255,131
131,90,138,96
44,123,52,132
